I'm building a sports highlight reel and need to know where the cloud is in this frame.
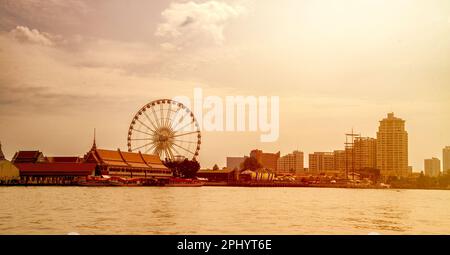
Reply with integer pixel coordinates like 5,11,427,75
155,1,245,48
9,25,55,46
0,0,90,32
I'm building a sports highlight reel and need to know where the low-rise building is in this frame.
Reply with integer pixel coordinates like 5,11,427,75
12,150,96,185
196,168,237,183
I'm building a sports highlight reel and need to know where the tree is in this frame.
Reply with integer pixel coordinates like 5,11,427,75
164,158,201,178
212,164,219,171
240,157,262,171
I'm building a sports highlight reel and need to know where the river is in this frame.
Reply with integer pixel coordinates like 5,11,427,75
0,186,449,234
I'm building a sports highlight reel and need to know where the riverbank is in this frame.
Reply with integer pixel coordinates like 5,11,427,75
204,182,450,190
1,182,450,190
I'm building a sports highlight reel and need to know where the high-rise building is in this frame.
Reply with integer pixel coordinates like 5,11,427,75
354,137,377,170
443,146,450,175
226,156,247,171
424,158,441,177
277,150,304,175
309,152,335,174
376,113,409,177
250,149,280,172
333,150,346,174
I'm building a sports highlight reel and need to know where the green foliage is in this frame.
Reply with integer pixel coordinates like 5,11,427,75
212,164,219,171
357,167,381,183
164,158,200,178
240,157,262,171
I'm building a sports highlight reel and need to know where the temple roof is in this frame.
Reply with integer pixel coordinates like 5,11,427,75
11,151,44,163
87,148,168,170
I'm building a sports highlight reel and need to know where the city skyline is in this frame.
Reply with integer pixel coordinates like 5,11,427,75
0,0,449,171
0,111,448,173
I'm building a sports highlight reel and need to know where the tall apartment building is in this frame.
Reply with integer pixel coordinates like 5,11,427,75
376,113,409,177
424,157,441,177
309,152,335,174
354,137,377,170
333,150,346,174
277,150,304,175
443,146,450,175
250,149,280,172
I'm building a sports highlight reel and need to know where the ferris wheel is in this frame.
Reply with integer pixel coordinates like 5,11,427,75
127,99,201,161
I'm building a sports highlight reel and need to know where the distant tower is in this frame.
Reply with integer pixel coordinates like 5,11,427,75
91,128,97,151
345,129,360,179
443,146,450,175
376,113,408,178
424,157,441,177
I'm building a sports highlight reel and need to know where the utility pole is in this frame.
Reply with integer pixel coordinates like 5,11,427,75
345,128,360,180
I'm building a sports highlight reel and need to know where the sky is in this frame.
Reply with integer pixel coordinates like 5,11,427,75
0,0,449,171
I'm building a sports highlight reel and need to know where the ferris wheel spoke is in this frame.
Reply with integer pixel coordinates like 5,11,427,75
160,103,165,128
171,131,200,138
166,146,175,159
164,103,172,128
143,111,158,131
150,106,161,129
171,145,182,157
144,143,157,154
173,139,198,144
172,143,196,155
130,138,153,141
163,149,170,159
171,109,189,131
173,120,194,133
152,147,159,156
169,107,181,127
132,141,155,151
136,118,156,133
133,128,154,136
154,147,161,157
163,148,172,160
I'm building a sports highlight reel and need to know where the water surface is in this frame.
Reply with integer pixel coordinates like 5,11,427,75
0,186,449,234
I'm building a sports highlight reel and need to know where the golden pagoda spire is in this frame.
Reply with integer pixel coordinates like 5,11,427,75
91,128,97,151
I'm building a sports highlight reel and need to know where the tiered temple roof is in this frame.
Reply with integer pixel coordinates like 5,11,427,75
11,151,44,163
85,148,169,171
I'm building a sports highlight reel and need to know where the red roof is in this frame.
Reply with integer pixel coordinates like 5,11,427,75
86,148,168,170
15,163,96,176
45,157,82,163
16,151,40,158
12,151,43,163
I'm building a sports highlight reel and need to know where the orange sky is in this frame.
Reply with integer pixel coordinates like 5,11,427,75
0,0,449,170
